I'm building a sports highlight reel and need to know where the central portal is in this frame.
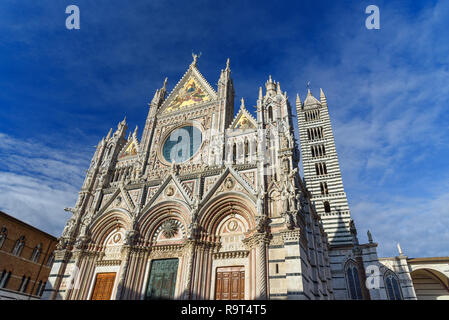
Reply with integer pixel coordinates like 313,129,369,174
215,266,245,300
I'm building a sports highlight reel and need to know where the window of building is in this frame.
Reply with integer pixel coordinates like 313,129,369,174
320,182,329,195
0,227,7,249
311,144,326,158
315,162,327,176
12,236,25,256
244,140,249,160
35,281,42,296
307,127,324,141
305,110,320,122
345,261,363,300
268,106,273,121
30,243,42,262
384,272,403,300
232,143,237,163
0,270,11,288
46,253,55,267
324,201,331,213
39,281,46,296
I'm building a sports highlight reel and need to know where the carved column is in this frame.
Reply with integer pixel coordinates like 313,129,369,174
244,233,268,300
115,246,132,300
183,240,196,300
255,234,268,300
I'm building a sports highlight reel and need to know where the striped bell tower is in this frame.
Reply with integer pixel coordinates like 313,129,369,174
296,88,353,246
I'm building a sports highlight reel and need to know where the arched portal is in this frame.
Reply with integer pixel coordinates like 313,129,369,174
411,269,449,300
198,193,257,300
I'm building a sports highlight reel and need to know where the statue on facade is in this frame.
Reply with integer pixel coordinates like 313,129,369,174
256,188,266,214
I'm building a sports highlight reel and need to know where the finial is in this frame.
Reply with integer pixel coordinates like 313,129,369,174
133,125,138,137
121,116,127,125
192,52,202,66
240,97,245,107
367,230,373,243
397,243,404,256
259,87,263,100
269,74,272,83
163,77,168,90
226,58,230,70
296,93,301,106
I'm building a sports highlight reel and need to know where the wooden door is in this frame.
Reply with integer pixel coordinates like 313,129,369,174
91,272,116,300
215,266,245,300
145,259,179,300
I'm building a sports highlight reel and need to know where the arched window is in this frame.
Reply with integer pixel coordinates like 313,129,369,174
12,236,25,256
268,106,273,121
35,280,42,296
0,270,11,288
46,253,55,267
0,227,7,249
324,201,331,213
345,261,363,300
39,281,47,296
30,243,42,262
384,271,403,300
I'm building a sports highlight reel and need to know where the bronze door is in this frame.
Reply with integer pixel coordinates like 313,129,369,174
215,266,245,300
145,259,179,300
90,272,116,300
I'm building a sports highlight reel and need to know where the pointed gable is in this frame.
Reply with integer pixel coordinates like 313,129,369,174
119,140,137,159
230,107,257,129
161,64,217,115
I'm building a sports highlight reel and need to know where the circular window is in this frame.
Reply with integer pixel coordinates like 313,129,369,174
162,125,202,163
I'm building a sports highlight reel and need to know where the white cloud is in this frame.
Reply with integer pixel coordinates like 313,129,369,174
0,133,89,236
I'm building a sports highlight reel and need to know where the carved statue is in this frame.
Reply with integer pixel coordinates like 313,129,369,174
124,229,138,246
62,218,75,238
281,189,289,213
289,190,298,212
256,188,266,214
255,216,267,233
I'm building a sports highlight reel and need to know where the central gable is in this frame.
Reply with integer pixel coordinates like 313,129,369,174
161,64,217,115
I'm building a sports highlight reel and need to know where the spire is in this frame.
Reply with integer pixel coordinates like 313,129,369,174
320,88,327,105
106,128,112,140
296,93,301,107
226,58,230,71
133,125,138,138
121,116,127,125
265,75,276,96
304,88,321,107
163,77,168,91
276,81,281,93
258,87,263,100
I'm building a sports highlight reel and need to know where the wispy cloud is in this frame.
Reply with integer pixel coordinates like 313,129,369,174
0,133,89,236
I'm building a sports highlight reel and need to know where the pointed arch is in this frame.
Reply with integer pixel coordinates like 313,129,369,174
344,259,363,300
138,201,190,242
89,209,133,247
198,193,256,240
384,270,403,300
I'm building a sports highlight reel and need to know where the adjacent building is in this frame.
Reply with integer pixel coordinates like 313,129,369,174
0,210,57,300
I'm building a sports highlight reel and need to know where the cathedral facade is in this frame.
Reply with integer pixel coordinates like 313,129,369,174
43,56,444,300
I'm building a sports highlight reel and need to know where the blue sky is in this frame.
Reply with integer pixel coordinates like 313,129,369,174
0,0,448,258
